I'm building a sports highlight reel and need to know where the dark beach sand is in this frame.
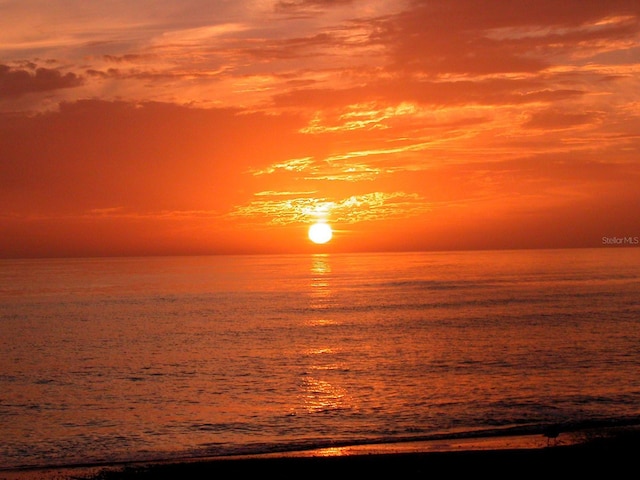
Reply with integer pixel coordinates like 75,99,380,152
2,426,639,479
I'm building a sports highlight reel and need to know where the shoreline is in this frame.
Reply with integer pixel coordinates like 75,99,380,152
2,425,639,479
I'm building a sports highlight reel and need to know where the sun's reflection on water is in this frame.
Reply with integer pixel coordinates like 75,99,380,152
297,254,355,416
308,254,333,310
305,318,338,327
311,446,351,457
300,376,348,413
310,254,331,275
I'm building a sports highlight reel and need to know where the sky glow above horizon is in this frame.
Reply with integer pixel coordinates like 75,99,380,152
1,0,639,257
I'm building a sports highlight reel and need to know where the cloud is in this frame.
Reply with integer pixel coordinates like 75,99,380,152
0,64,84,99
523,109,603,129
271,79,587,111
375,0,640,75
248,145,429,182
249,153,385,182
250,157,316,175
299,102,417,133
228,191,430,225
255,190,317,196
274,0,356,17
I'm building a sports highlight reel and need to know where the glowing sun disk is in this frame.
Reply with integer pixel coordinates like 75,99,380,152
308,222,333,244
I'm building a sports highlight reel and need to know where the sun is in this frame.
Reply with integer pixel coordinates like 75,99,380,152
308,222,333,244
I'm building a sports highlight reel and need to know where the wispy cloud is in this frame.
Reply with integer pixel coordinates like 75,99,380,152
250,157,315,175
228,191,430,225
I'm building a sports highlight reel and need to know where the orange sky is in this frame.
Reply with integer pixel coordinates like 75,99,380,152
1,0,639,258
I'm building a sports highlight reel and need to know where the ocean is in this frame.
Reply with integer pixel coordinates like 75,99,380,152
1,248,639,471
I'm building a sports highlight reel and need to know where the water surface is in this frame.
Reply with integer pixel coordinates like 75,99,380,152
1,248,639,469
